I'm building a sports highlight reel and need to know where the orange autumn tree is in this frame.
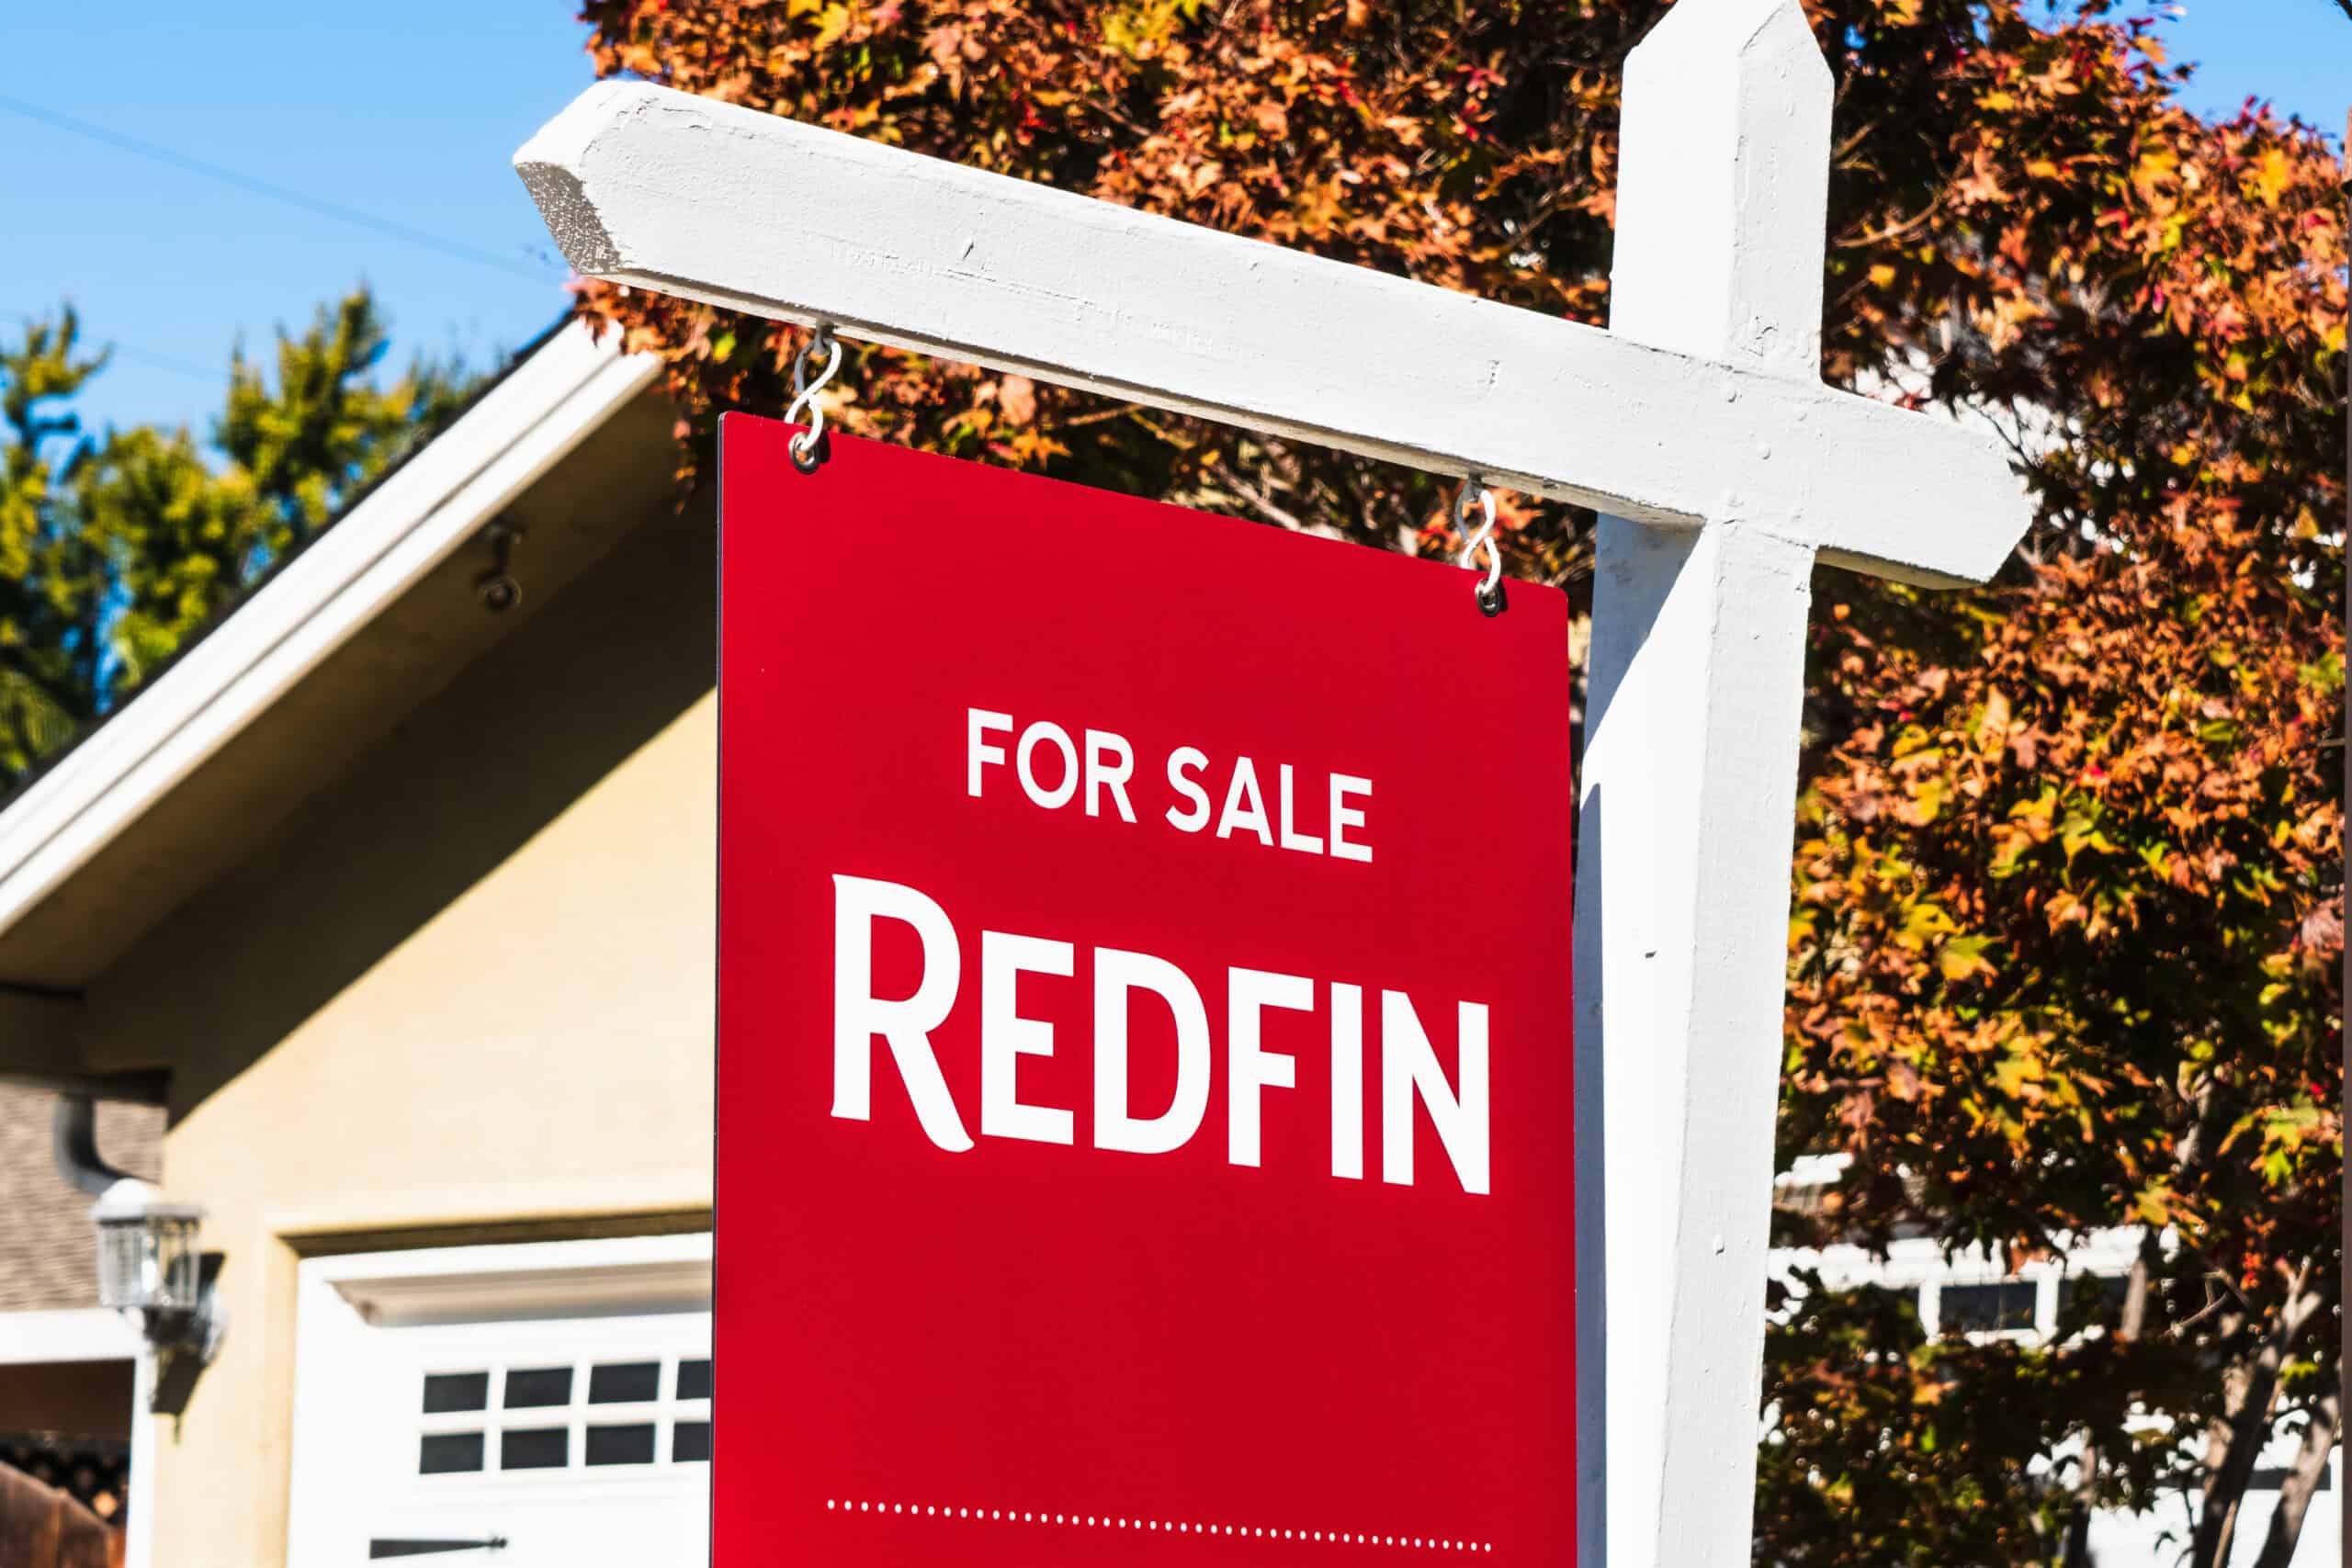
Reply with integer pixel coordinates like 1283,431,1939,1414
568,1,2346,1562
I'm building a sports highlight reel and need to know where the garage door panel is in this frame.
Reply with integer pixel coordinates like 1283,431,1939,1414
289,1238,712,1568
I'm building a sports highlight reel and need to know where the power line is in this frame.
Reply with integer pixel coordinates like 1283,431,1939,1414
104,343,228,385
0,93,560,284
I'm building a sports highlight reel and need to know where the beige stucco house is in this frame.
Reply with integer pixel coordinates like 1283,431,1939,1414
0,321,724,1567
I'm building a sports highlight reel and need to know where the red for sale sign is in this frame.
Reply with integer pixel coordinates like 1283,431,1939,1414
717,413,1575,1564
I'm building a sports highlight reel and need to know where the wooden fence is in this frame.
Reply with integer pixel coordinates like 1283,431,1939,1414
0,1463,121,1568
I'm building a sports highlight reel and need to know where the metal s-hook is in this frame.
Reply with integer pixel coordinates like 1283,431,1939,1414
786,323,844,473
1454,477,1507,616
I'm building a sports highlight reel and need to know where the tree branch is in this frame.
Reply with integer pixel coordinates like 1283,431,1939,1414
2192,1259,2325,1568
2249,1390,2341,1568
1204,452,1308,531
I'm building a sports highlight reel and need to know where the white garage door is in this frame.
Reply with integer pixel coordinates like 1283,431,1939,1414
287,1235,712,1567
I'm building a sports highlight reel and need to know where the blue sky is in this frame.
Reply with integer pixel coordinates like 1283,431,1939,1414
3,0,2344,445
2156,0,2346,124
3,2,592,439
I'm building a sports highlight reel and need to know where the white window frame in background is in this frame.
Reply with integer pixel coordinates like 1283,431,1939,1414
1770,1226,2145,1344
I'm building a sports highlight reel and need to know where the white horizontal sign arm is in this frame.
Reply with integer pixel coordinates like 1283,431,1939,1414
515,79,2028,584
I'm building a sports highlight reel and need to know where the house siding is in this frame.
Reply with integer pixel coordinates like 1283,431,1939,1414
78,513,718,1568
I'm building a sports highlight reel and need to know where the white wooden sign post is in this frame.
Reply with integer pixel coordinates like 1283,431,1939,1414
515,2,2031,1563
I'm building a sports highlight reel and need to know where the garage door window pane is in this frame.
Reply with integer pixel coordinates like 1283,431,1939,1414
586,1424,658,1466
675,1359,712,1401
589,1362,662,1404
501,1427,570,1470
503,1367,573,1408
673,1421,711,1463
419,1432,485,1474
422,1372,490,1414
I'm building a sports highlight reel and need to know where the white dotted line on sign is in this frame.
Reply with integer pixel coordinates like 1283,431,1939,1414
826,1499,1493,1551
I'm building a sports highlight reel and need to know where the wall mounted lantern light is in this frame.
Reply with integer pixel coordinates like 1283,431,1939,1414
55,1095,227,1412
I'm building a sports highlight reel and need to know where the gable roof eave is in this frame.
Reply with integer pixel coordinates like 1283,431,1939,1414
0,321,662,987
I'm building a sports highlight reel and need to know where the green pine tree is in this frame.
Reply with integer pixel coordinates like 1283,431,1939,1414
0,290,472,781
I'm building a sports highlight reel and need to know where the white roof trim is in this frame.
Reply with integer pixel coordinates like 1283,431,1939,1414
0,321,661,950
